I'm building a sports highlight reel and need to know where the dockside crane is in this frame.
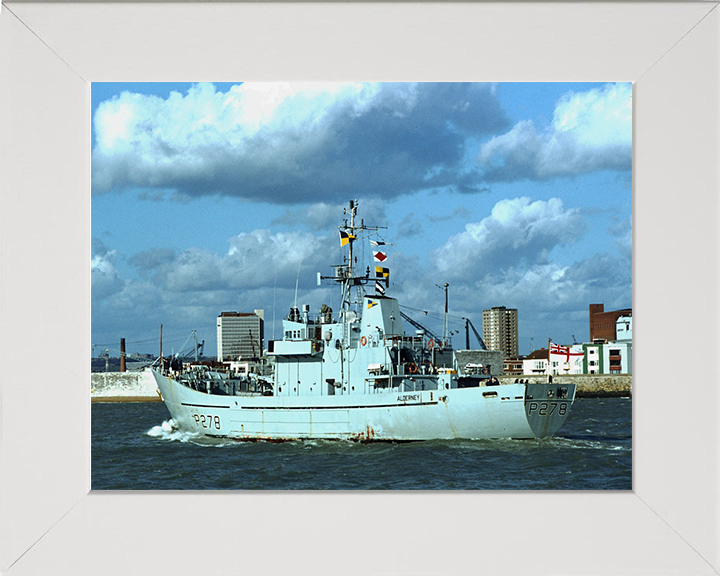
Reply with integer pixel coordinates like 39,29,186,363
462,318,487,350
399,311,443,346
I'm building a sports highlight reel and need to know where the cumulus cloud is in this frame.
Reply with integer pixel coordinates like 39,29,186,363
93,228,337,350
128,248,178,275
608,216,632,257
92,82,509,202
223,229,328,288
432,197,584,279
477,83,632,182
391,253,630,348
128,229,329,293
91,241,124,300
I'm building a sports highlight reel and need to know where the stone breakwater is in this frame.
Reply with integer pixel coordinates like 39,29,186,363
91,371,161,402
498,374,632,398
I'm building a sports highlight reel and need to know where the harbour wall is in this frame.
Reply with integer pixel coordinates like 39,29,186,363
498,373,632,398
91,370,161,402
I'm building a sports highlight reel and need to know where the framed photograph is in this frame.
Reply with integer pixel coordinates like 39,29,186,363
1,2,717,574
89,79,633,491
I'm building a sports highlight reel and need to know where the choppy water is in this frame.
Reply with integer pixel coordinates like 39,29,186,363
91,398,631,490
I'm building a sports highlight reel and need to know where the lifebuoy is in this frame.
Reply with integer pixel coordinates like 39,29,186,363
360,336,367,346
408,363,418,374
428,339,435,349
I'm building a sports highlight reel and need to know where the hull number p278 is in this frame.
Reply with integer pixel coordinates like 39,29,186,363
527,402,568,416
193,414,221,429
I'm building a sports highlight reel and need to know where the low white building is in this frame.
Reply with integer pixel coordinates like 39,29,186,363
616,315,632,341
522,345,585,376
522,335,633,376
548,343,585,375
522,349,550,376
582,341,632,374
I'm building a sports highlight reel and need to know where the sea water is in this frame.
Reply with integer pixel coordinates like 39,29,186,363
91,398,631,490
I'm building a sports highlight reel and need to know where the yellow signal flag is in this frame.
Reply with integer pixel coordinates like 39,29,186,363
339,230,356,247
375,266,390,279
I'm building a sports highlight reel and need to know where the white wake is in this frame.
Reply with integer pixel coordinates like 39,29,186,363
146,419,202,443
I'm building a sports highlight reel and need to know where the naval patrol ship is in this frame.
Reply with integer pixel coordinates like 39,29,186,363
152,201,576,441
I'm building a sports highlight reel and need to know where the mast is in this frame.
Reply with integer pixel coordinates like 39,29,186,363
439,283,449,347
347,199,355,282
318,199,386,312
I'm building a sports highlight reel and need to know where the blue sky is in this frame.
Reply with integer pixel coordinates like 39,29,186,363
91,82,632,358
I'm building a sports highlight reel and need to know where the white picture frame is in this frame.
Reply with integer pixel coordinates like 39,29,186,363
1,2,718,574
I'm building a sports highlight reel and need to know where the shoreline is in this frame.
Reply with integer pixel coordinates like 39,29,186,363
92,395,162,403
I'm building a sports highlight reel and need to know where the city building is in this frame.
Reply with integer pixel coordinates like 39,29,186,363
616,315,632,341
482,306,519,358
516,304,634,376
216,310,264,362
582,341,632,374
522,349,549,376
549,343,585,375
503,357,524,376
522,344,585,376
589,303,632,342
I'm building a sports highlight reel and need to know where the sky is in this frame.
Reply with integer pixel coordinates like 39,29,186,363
91,82,632,359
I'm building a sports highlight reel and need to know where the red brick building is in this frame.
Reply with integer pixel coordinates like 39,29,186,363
503,357,524,376
589,303,632,342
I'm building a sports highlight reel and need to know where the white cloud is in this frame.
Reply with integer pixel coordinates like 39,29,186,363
390,253,630,348
608,216,632,257
432,197,584,279
477,83,632,181
92,82,509,202
92,195,630,355
91,250,124,300
223,229,327,288
126,228,328,293
92,228,331,350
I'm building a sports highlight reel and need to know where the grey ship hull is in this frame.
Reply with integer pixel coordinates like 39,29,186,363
152,369,575,441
